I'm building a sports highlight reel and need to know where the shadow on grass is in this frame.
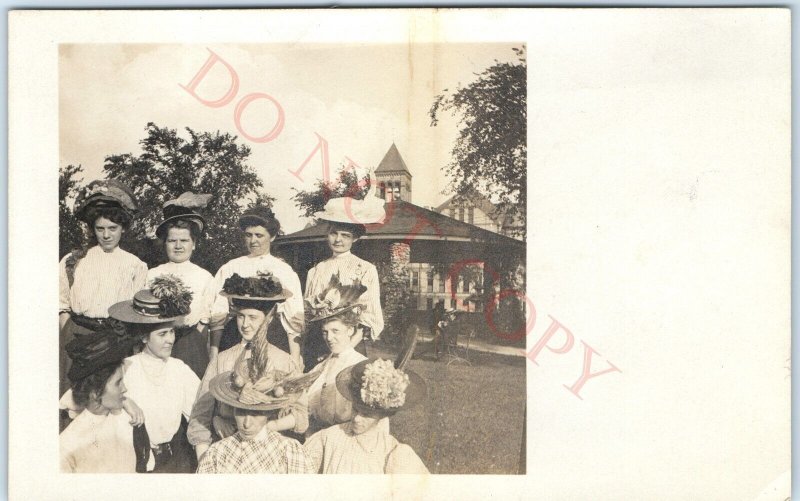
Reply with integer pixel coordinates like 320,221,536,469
369,341,526,474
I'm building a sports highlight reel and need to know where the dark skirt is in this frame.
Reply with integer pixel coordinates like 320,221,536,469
146,417,197,474
172,326,209,379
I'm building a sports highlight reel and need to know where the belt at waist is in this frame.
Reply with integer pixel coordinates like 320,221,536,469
152,442,173,456
70,314,124,333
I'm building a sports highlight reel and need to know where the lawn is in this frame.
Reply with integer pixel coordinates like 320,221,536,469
369,341,526,474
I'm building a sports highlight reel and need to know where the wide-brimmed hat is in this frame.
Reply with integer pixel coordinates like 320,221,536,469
75,179,138,224
66,330,138,382
306,272,367,323
220,272,292,303
155,191,211,239
336,358,426,418
109,275,192,324
209,371,295,412
238,206,278,231
313,180,386,226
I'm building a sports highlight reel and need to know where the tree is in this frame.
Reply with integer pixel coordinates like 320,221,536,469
59,164,86,259
103,123,266,273
430,46,526,239
291,165,371,219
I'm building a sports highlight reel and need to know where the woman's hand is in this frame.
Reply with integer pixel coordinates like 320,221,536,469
123,398,145,426
195,443,209,461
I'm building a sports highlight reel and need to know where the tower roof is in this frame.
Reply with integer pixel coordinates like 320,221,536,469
375,143,412,177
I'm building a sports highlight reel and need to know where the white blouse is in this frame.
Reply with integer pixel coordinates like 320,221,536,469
122,352,200,446
59,246,148,318
59,409,137,473
147,261,214,327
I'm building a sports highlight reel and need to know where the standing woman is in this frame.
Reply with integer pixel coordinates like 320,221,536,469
205,206,304,365
148,192,214,378
303,183,386,370
108,276,201,473
59,179,147,395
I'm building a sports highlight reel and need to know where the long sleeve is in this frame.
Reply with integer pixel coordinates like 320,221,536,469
59,254,72,313
187,358,219,447
207,262,232,332
303,429,325,473
278,265,305,336
360,264,384,339
181,365,202,421
125,260,148,300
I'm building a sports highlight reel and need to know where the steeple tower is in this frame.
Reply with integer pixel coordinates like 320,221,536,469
374,143,412,203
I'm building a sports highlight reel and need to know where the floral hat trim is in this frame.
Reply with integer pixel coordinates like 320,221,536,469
305,272,367,322
221,271,285,299
359,359,410,411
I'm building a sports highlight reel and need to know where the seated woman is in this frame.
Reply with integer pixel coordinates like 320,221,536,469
60,330,147,473
304,274,369,436
188,272,308,461
197,357,313,473
304,358,429,474
107,276,201,473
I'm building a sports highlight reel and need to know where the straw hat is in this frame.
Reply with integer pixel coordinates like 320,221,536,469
75,179,138,224
336,358,426,418
209,371,295,412
108,275,192,324
155,191,211,239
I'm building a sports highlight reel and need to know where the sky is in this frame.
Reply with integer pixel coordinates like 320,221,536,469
59,43,521,233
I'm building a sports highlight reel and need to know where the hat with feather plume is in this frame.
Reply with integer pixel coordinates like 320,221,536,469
155,191,211,239
305,272,367,323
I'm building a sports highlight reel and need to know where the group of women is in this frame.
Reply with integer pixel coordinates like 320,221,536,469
58,178,428,474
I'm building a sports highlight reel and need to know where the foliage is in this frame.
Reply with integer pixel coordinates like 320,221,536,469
103,123,267,273
430,47,527,239
291,164,371,219
59,164,86,259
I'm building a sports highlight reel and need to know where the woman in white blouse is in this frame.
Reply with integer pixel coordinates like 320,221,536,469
59,179,147,396
147,192,214,378
108,278,201,473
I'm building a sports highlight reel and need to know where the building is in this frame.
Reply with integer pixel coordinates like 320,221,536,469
434,190,525,240
274,144,525,314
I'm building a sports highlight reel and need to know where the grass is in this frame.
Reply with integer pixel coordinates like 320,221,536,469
369,341,526,474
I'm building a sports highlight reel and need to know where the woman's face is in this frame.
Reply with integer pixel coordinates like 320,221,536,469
93,217,123,252
351,412,381,435
165,227,195,263
143,326,175,360
327,227,357,256
233,407,270,440
98,365,127,411
236,308,267,342
322,318,355,354
243,225,273,257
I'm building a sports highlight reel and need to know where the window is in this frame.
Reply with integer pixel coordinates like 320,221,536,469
426,298,433,310
438,274,445,293
468,206,474,224
449,207,455,219
427,270,433,289
459,206,465,221
393,183,401,201
411,269,419,290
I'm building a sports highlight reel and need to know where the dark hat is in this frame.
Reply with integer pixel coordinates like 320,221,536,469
336,358,426,418
238,206,277,230
66,330,137,382
108,275,192,324
305,272,367,323
220,272,292,303
155,192,211,239
75,179,138,224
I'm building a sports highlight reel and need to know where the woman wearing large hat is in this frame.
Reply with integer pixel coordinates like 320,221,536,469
196,339,315,473
303,358,429,474
303,180,386,370
59,179,148,395
60,276,201,473
188,272,309,461
60,330,148,473
147,191,214,378
107,276,201,473
204,205,305,365
303,273,370,436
